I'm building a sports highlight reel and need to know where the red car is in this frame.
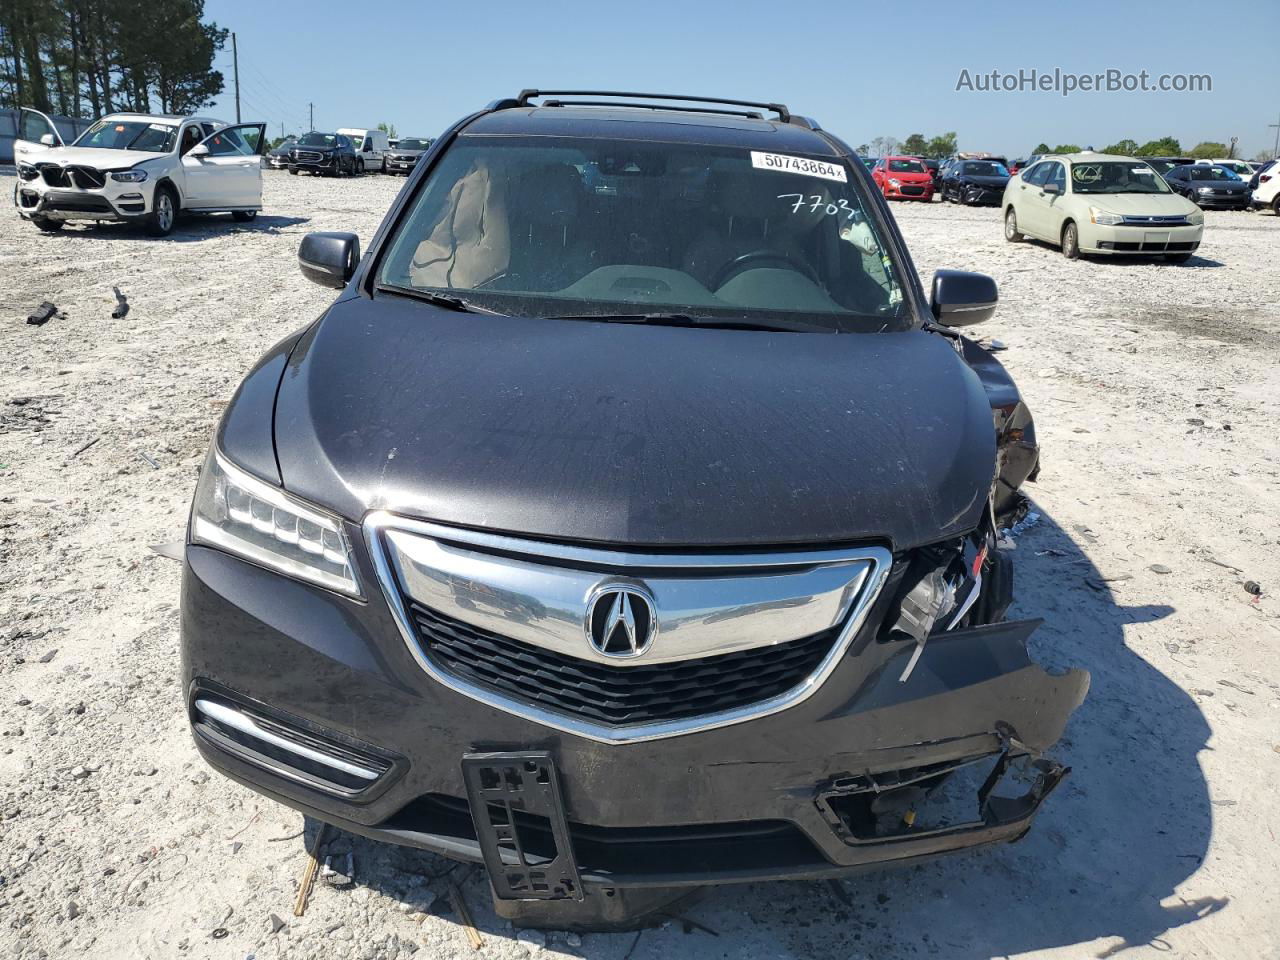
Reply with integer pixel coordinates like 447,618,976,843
871,156,935,201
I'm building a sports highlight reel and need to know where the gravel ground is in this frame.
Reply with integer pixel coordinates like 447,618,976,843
2,172,1278,960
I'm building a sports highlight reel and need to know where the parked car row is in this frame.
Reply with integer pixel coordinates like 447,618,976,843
9,105,444,235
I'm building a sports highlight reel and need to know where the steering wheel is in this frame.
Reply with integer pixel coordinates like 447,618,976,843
710,249,819,290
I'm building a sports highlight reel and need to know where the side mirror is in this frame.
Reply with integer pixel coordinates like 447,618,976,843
930,270,998,326
40,133,55,146
299,232,361,289
188,143,210,157
1043,182,1061,195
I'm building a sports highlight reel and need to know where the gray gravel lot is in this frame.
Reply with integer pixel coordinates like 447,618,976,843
1,172,1278,960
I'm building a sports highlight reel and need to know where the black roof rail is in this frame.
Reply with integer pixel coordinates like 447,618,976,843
515,89,791,124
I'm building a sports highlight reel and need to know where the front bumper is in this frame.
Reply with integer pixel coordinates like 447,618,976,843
959,184,1006,205
385,158,418,173
182,540,1089,889
289,154,339,172
882,181,933,200
1192,192,1249,208
1079,221,1204,255
14,173,153,221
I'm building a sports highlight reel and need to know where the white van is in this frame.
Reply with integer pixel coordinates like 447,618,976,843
336,127,389,174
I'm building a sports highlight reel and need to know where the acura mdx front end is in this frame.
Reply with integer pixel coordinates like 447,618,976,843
182,90,1089,927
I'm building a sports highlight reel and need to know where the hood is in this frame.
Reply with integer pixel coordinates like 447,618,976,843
1079,192,1201,215
884,171,931,182
293,143,335,152
28,145,165,170
1191,179,1248,192
959,174,1009,187
389,149,425,159
272,297,996,550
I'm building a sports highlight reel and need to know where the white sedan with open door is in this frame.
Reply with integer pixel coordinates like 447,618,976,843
13,108,267,236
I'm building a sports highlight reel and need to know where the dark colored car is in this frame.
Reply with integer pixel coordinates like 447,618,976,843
384,137,434,176
1163,164,1251,209
288,132,359,177
1146,157,1194,179
265,138,296,170
182,89,1088,928
912,156,941,195
941,159,1011,204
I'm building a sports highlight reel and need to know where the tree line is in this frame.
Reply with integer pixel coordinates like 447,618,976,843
1,0,226,119
1029,137,1259,160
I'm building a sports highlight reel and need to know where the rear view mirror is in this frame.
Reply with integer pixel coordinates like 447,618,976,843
1043,182,1060,195
299,232,361,289
930,270,998,326
40,133,55,146
188,143,209,157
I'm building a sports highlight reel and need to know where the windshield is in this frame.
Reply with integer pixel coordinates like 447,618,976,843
398,138,432,150
73,119,176,152
1070,161,1170,194
298,133,337,147
962,161,1009,177
376,137,909,332
1188,166,1238,181
887,159,925,173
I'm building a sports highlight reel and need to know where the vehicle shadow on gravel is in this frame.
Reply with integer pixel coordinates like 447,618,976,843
1016,239,1225,268
297,508,1220,958
41,214,311,242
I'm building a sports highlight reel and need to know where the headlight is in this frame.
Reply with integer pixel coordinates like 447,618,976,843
1186,210,1204,224
889,178,901,187
1089,206,1123,225
191,449,362,597
1197,186,1212,193
110,169,148,183
18,164,39,181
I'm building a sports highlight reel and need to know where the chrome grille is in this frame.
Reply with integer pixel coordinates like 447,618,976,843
365,514,891,743
293,150,325,163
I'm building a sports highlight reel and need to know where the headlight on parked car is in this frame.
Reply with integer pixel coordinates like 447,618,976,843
1187,210,1204,225
191,449,362,598
889,178,901,187
1196,186,1213,194
18,164,39,181
110,169,149,183
1088,206,1124,225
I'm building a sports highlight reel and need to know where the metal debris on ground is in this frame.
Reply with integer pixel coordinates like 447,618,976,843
26,302,60,326
321,851,354,887
292,823,329,917
111,287,129,319
998,511,1041,548
447,883,483,950
71,436,100,458
1244,581,1262,597
138,452,160,469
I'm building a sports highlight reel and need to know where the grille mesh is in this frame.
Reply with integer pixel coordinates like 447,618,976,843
408,601,839,726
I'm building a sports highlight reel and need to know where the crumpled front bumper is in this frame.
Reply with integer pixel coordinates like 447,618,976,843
182,541,1089,888
14,172,154,221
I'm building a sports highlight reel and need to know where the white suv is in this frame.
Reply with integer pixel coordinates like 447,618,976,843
1253,160,1280,214
13,108,266,236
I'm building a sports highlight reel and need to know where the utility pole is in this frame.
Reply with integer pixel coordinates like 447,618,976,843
232,33,240,123
309,102,314,132
1271,113,1280,159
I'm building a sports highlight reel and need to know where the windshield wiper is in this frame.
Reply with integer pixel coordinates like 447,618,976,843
377,284,506,315
546,312,836,333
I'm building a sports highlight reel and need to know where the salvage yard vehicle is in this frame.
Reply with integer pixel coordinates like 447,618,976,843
13,107,266,236
1004,153,1204,261
337,127,390,173
182,89,1089,928
1163,163,1253,210
1196,157,1253,180
383,136,434,175
871,155,935,200
1251,160,1280,214
940,157,1010,205
287,132,359,176
265,138,296,169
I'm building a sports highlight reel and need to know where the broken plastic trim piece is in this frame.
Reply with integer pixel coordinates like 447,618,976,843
814,749,1071,847
462,752,583,902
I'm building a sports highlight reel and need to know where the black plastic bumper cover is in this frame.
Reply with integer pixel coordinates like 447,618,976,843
183,544,1089,889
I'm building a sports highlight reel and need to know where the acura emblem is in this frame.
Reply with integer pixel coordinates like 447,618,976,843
585,585,656,658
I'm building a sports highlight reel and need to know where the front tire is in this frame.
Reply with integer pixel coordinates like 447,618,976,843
288,166,298,175
146,185,177,237
32,216,64,233
1061,221,1080,259
1272,195,1280,216
355,158,365,175
1004,207,1023,242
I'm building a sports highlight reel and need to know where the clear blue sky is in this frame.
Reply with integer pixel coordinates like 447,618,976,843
206,0,1280,159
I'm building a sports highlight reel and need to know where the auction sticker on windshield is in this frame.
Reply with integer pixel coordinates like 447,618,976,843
751,151,847,182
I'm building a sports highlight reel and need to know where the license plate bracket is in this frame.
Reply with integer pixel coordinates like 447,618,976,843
461,751,583,901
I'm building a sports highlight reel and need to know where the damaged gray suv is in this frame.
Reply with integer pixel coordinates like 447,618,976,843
182,90,1089,927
